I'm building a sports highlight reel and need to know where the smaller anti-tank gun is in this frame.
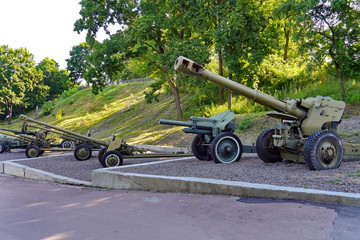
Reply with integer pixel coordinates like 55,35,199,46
172,56,360,170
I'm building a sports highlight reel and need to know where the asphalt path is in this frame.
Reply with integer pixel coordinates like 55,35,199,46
1,175,360,240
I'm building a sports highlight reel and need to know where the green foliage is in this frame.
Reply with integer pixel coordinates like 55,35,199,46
237,115,253,132
55,109,65,120
0,45,43,124
66,42,91,84
42,102,54,116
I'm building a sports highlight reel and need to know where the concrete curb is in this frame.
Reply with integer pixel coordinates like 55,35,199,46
2,161,91,187
92,158,360,207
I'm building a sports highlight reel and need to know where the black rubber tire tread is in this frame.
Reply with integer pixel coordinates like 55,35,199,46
191,134,209,161
256,129,282,163
0,142,4,153
303,130,343,171
211,132,243,163
60,140,74,149
25,145,41,158
74,144,92,161
101,150,123,167
98,147,108,163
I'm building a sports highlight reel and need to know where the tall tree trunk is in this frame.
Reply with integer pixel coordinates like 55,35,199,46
228,73,233,110
218,49,224,104
284,25,290,61
5,98,12,125
334,60,345,101
164,68,182,120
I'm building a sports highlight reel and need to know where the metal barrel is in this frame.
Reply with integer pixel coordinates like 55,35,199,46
174,56,307,120
0,128,25,134
0,130,36,141
159,119,193,127
19,115,108,146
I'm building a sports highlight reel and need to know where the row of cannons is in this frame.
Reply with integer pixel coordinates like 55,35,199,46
1,56,360,170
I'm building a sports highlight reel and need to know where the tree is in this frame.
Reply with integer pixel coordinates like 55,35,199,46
0,46,43,124
66,42,92,84
36,58,73,100
74,0,210,120
294,0,360,101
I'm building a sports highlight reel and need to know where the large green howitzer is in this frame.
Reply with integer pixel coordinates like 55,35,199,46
0,130,33,153
19,115,146,166
174,56,360,170
160,110,256,162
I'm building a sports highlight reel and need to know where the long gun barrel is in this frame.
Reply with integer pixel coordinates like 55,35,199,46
174,56,308,120
0,128,34,135
19,115,108,147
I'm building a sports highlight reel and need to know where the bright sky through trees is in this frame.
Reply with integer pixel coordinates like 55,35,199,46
0,0,87,69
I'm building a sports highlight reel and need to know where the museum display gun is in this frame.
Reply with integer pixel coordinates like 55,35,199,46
164,56,360,170
160,110,256,162
19,115,146,166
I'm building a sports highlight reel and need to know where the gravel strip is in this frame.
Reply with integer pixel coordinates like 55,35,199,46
116,154,360,193
0,150,68,161
13,154,169,181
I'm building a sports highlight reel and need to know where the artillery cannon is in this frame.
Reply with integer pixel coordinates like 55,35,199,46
0,128,58,156
174,56,360,170
160,110,256,162
0,130,31,153
19,115,146,166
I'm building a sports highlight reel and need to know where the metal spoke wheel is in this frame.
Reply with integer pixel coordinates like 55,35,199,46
256,128,282,163
25,145,41,158
304,130,343,170
211,132,242,163
60,140,74,149
97,147,108,163
191,134,210,161
100,150,123,167
74,144,92,161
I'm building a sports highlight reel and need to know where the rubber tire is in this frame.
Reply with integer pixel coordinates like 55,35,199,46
303,130,343,170
60,140,74,149
211,132,242,163
74,144,92,161
0,142,4,153
100,150,123,167
26,145,41,158
97,147,108,163
256,129,282,163
191,134,210,161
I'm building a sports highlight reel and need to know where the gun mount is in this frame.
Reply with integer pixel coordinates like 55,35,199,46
160,110,255,162
174,56,359,170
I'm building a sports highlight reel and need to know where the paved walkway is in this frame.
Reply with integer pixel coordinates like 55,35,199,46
1,174,360,240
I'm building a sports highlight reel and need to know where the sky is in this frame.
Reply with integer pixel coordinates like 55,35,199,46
0,0,92,69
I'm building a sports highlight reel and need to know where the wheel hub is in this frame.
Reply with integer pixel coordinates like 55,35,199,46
321,142,336,163
106,154,119,167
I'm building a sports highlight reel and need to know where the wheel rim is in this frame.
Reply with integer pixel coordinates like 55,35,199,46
28,148,39,157
77,147,90,159
62,141,73,148
319,141,338,167
215,136,240,163
105,154,120,167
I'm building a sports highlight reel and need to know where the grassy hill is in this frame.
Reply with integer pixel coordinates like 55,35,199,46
2,80,359,148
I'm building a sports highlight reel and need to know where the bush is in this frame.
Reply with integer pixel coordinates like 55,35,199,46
42,102,54,116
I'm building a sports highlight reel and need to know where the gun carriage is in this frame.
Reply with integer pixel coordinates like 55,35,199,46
19,115,148,167
170,56,360,170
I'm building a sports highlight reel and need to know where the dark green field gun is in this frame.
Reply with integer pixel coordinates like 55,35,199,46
174,56,360,170
19,115,146,166
160,110,256,162
0,130,31,153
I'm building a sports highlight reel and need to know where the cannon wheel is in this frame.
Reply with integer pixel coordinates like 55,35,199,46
256,129,282,163
100,150,123,167
304,130,343,170
98,147,108,163
0,142,5,153
60,140,74,149
211,132,242,163
74,144,92,161
191,134,210,161
26,145,41,158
